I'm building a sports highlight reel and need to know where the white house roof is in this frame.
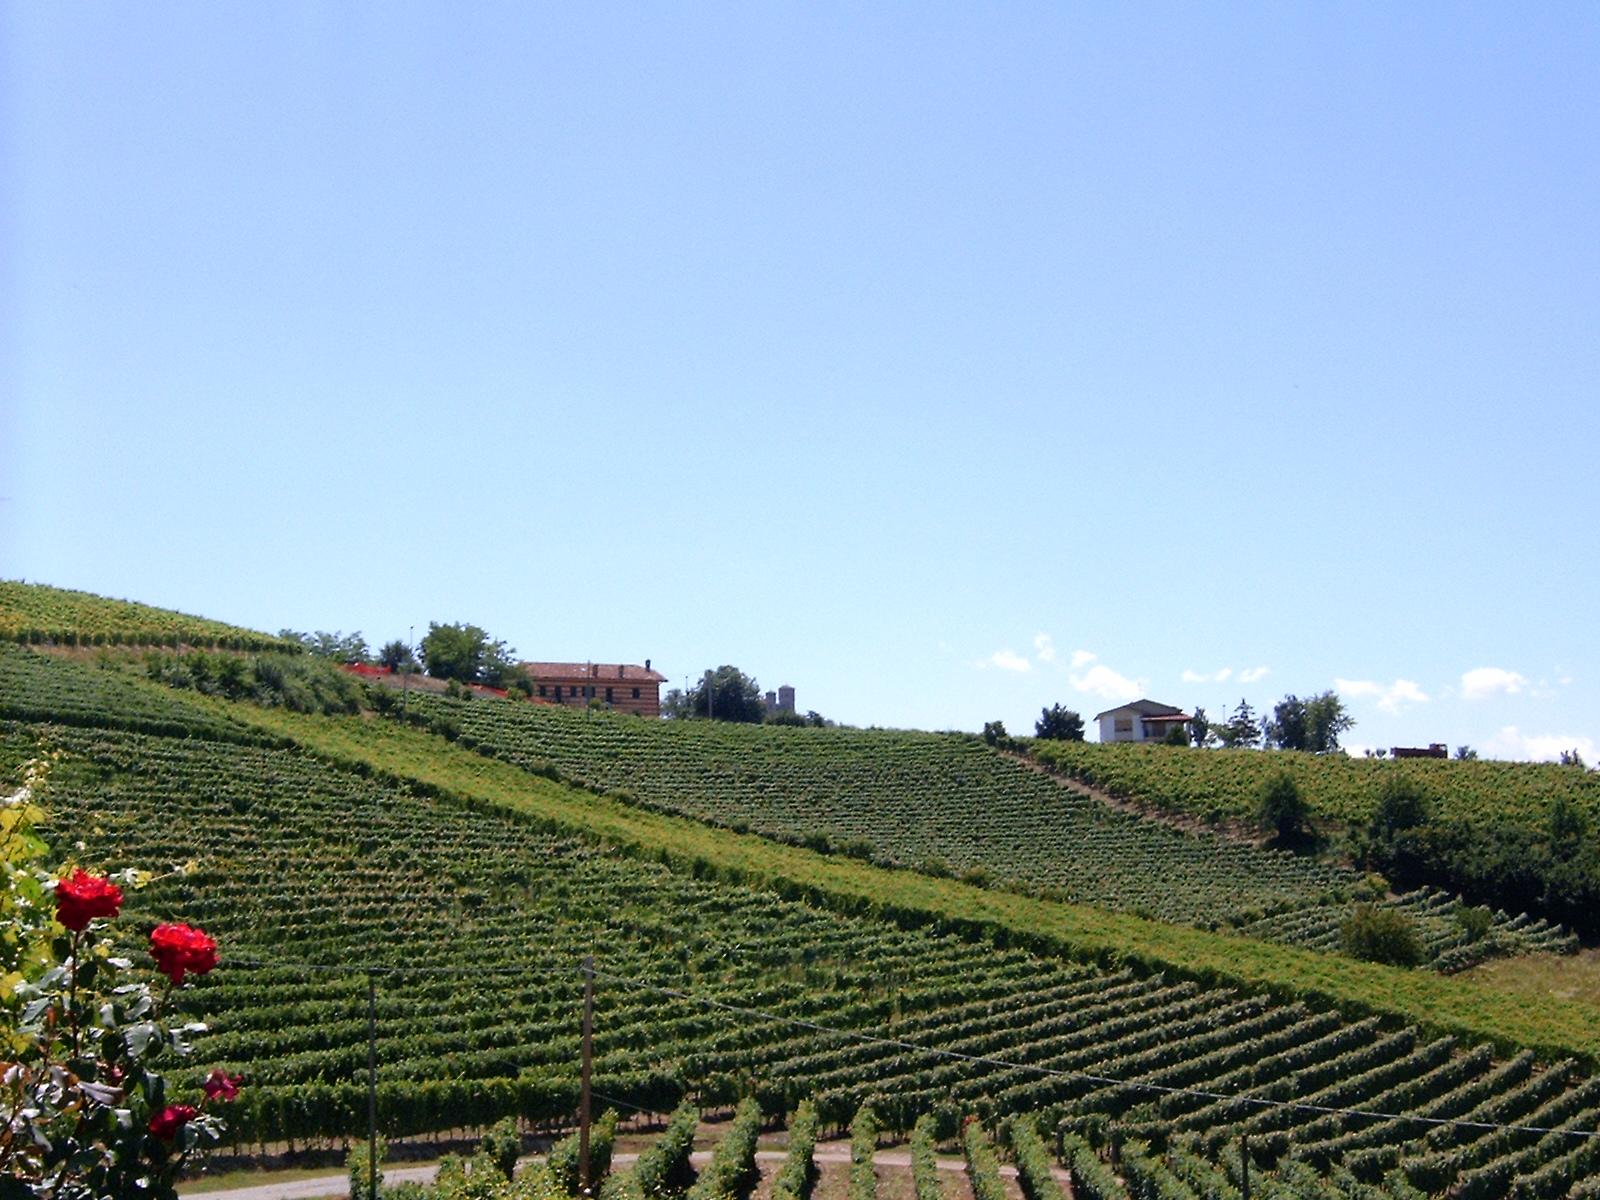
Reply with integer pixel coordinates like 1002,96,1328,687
1094,699,1190,722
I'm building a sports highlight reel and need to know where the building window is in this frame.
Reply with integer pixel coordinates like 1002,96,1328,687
605,687,613,703
537,685,546,697
1114,717,1133,734
632,687,641,699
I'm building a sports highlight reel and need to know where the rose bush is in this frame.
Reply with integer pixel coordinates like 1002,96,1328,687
1,759,234,1200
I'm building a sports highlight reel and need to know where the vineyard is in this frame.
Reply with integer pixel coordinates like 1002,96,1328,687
394,692,1572,969
14,717,1600,1196
0,580,298,651
1027,739,1600,844
4,636,1600,1196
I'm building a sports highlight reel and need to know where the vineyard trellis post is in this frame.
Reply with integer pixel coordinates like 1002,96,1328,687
367,970,379,1200
580,954,595,1195
1239,1132,1249,1200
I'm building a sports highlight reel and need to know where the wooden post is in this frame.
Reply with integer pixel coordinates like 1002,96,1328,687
579,955,595,1195
367,972,379,1200
1240,1132,1250,1200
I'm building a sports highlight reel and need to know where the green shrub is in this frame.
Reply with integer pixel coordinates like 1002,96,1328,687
1340,903,1424,967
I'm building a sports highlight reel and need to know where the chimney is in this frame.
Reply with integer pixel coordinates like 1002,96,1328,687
645,658,651,671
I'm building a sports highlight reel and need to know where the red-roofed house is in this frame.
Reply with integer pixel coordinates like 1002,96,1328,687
1094,699,1192,744
523,660,667,717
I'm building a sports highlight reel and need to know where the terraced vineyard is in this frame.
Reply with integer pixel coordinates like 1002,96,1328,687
0,580,296,651
11,693,1600,1196
397,692,1572,967
1028,738,1600,839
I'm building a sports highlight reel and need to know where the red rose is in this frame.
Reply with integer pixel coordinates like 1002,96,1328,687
148,923,218,985
56,869,123,932
148,1104,199,1140
202,1069,241,1102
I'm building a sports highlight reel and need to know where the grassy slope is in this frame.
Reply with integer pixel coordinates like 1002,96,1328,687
0,581,296,650
196,697,1600,1063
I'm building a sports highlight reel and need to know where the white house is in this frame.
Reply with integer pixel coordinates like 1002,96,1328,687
1095,699,1192,744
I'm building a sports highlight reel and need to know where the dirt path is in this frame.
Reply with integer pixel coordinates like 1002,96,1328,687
182,1142,1071,1200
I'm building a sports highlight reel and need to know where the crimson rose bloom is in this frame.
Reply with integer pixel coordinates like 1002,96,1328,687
56,869,123,932
202,1069,241,1102
148,1104,199,1141
148,923,218,985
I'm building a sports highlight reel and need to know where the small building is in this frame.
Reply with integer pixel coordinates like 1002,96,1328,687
1391,743,1448,759
764,684,796,715
1095,699,1192,744
522,659,667,717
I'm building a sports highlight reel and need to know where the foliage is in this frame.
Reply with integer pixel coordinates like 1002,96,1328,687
848,1105,877,1200
981,721,1007,747
769,1101,818,1200
0,768,231,1200
347,1134,387,1200
547,1109,618,1196
421,623,516,686
682,667,765,724
960,1119,1006,1200
1341,903,1425,967
279,630,371,663
1007,1118,1068,1200
480,1117,523,1183
1267,691,1353,753
379,640,418,673
0,581,296,652
907,1115,941,1200
1189,708,1213,749
1214,699,1260,750
631,1103,699,1200
685,1097,762,1200
144,650,364,715
1034,705,1084,742
1561,748,1589,769
1257,772,1314,847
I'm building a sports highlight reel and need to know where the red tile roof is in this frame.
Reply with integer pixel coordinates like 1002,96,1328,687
521,662,667,683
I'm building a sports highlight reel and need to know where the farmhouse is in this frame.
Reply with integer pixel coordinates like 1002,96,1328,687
1095,699,1192,744
522,659,667,717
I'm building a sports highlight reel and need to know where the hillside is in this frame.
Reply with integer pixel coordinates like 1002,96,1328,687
0,579,297,652
8,582,1600,1196
389,691,1574,970
11,652,1600,1196
1029,739,1600,934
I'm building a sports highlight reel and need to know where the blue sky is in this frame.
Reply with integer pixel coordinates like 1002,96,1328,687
3,4,1596,759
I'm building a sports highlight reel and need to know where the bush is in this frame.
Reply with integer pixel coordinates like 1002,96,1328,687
1340,903,1424,967
1257,772,1314,847
480,1118,522,1183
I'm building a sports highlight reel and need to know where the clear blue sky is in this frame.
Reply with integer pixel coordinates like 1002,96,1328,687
4,4,1596,759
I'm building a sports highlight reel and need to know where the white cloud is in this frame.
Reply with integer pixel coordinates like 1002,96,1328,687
1239,666,1271,684
1335,677,1430,715
1181,667,1233,684
1070,649,1097,669
1070,663,1144,703
981,649,1031,673
1461,667,1528,701
1033,633,1056,663
1484,726,1598,764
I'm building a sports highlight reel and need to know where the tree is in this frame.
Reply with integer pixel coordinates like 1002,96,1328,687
1560,748,1588,769
279,629,371,663
1034,704,1085,741
1190,706,1214,748
683,665,765,723
1455,745,1478,761
1215,699,1260,749
1267,690,1353,752
1266,695,1309,750
1257,772,1314,847
420,622,516,686
378,639,417,673
982,720,1008,747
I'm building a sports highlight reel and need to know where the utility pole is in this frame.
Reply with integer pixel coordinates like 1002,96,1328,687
402,624,413,720
366,971,378,1200
579,955,595,1196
